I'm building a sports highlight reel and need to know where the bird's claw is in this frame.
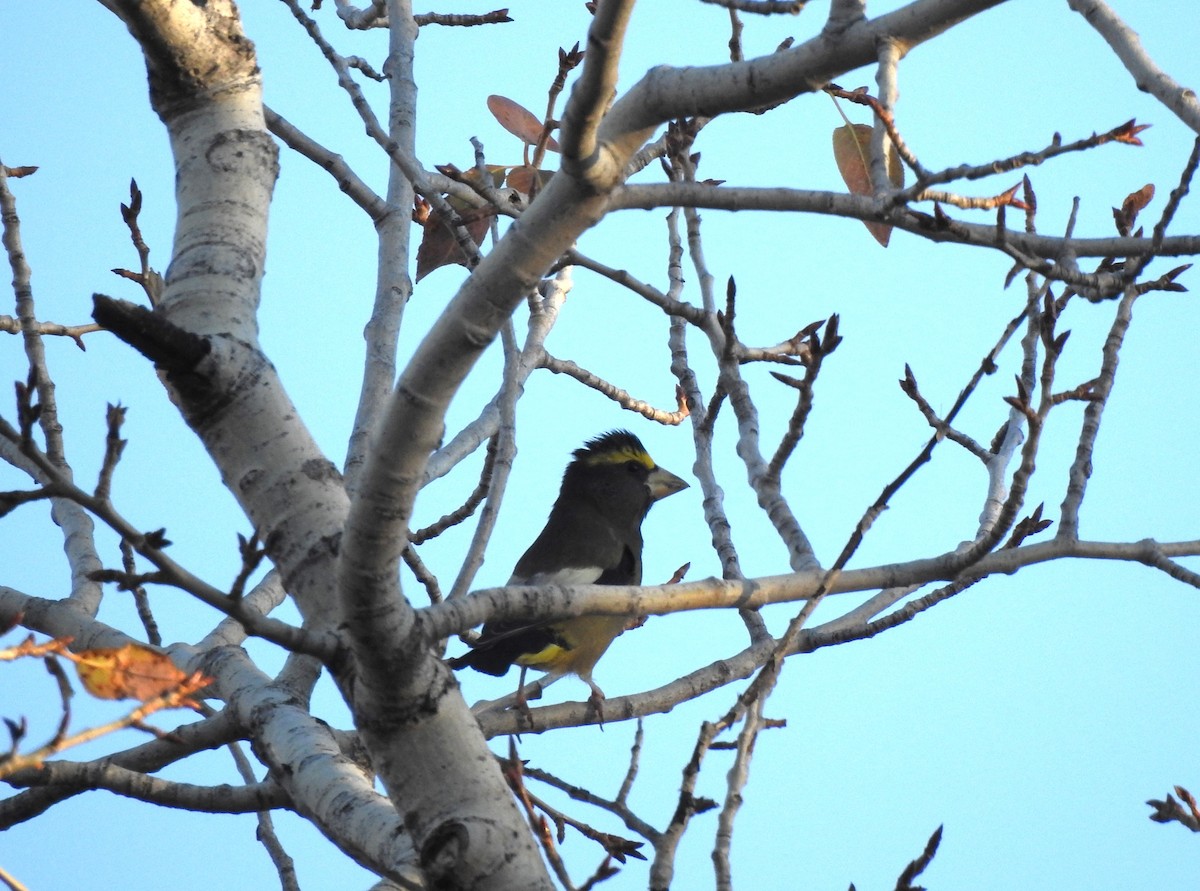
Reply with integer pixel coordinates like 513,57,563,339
586,684,607,728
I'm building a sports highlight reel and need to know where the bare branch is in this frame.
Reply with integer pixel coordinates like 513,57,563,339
0,674,212,779
0,418,337,661
427,537,1200,647
540,353,689,424
1068,0,1200,135
1058,287,1138,538
713,696,768,890
402,543,443,606
698,0,806,13
559,0,637,185
0,316,102,350
652,720,720,887
120,540,161,646
0,865,30,891
413,10,513,27
8,758,288,812
611,183,1199,276
264,106,387,220
764,316,841,483
278,0,481,271
899,364,991,463
567,248,709,324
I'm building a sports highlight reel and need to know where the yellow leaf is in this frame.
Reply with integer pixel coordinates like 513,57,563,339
74,643,193,701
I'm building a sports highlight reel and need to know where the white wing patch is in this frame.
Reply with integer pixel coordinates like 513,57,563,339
509,566,605,586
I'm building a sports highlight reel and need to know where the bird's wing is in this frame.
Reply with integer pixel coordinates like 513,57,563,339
509,509,631,584
445,620,565,675
446,561,622,676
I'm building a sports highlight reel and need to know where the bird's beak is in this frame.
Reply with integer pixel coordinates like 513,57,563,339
647,465,689,502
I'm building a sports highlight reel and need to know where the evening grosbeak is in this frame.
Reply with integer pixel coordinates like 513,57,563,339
447,430,688,710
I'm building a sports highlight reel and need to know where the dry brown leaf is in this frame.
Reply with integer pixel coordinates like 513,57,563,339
505,165,554,194
1123,183,1155,216
74,642,192,701
1114,183,1154,236
461,165,508,190
415,205,494,281
832,123,903,247
487,95,560,151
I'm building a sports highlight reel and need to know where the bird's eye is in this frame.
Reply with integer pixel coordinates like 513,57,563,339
624,460,643,474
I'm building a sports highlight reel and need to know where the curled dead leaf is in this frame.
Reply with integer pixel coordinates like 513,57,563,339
832,123,903,247
1113,183,1154,236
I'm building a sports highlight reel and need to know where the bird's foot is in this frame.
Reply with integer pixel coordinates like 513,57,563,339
585,681,607,728
513,673,546,730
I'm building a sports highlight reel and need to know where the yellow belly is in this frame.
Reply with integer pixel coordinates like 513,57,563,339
515,615,629,679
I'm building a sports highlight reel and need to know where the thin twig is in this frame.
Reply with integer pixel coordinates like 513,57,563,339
0,316,102,350
410,439,498,544
713,696,765,890
898,365,991,463
414,9,513,27
112,180,163,307
0,865,30,891
221,728,299,890
401,544,443,605
1058,286,1139,537
1068,0,1200,134
120,540,161,647
566,248,708,324
0,674,211,779
264,106,387,221
699,0,806,13
0,419,337,660
900,118,1150,198
540,353,689,424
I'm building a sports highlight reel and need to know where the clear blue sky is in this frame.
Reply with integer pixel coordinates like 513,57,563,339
3,2,1199,888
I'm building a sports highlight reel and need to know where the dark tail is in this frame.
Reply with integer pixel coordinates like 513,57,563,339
446,646,513,677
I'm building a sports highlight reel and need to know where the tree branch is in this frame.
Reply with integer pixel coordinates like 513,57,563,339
1068,0,1200,135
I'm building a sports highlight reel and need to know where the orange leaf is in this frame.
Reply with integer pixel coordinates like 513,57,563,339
74,643,193,701
1123,183,1155,216
487,95,560,151
832,123,903,247
1113,183,1154,236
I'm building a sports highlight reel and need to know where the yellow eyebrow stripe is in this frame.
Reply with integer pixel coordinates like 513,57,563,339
584,445,655,469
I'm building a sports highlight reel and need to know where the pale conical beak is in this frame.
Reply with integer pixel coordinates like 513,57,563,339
647,465,689,502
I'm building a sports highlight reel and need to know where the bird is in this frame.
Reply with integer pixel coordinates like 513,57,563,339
447,430,688,716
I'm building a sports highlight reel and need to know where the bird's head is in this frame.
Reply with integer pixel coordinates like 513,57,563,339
566,430,689,511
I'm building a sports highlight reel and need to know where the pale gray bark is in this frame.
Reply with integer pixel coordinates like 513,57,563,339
5,0,1199,887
